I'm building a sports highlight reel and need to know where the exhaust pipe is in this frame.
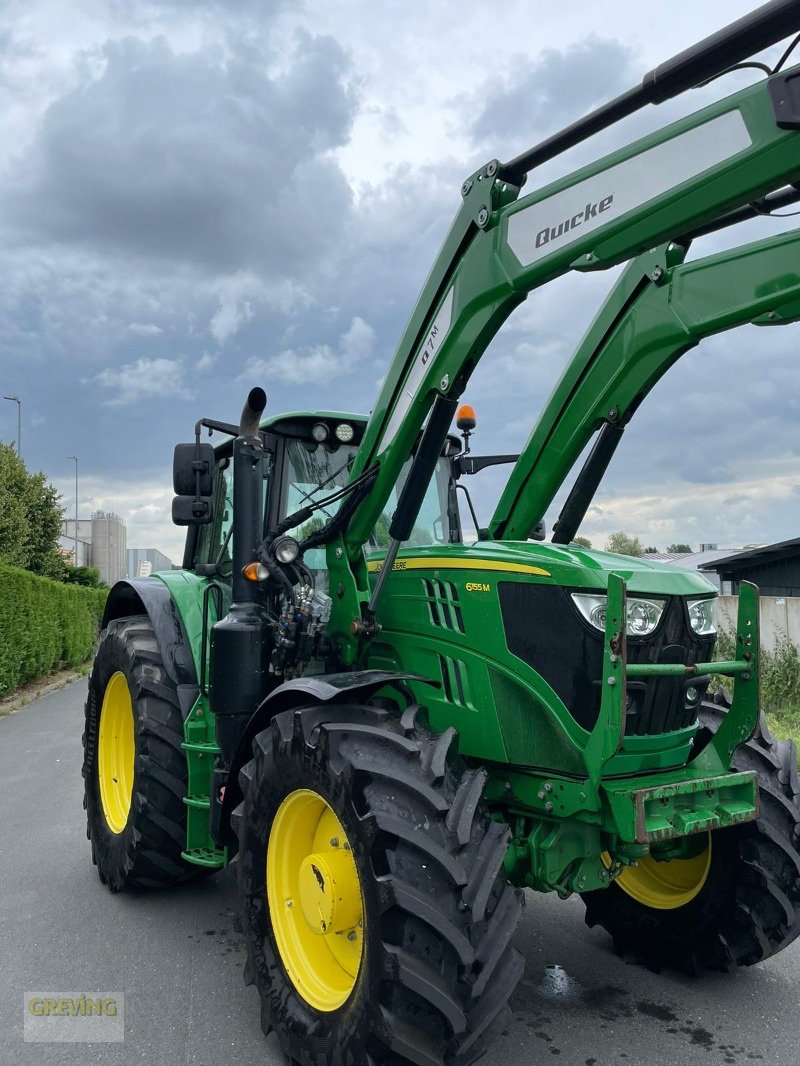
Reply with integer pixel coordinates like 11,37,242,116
210,387,270,769
239,386,267,438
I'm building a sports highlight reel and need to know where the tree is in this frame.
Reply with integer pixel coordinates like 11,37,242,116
572,535,592,549
0,442,66,577
0,445,31,568
666,542,693,554
645,546,659,554
66,565,101,587
372,513,391,548
605,531,645,557
25,470,67,578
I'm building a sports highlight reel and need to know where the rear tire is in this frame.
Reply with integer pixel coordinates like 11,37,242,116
234,702,524,1066
83,615,198,890
582,697,800,971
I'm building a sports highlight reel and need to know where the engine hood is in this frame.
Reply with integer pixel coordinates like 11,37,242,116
377,541,716,597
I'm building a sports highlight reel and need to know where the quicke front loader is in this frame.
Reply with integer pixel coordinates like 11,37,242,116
83,4,800,1063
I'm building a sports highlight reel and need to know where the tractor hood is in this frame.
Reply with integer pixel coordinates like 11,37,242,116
380,541,716,597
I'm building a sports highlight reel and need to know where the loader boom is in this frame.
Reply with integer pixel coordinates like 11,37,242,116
491,225,800,541
327,29,800,659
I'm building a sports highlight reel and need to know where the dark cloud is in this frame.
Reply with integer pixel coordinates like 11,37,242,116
468,37,636,162
2,5,800,555
3,31,357,274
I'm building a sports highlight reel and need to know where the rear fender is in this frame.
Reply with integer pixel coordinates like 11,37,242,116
102,579,198,714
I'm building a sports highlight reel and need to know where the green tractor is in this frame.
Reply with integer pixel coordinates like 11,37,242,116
83,3,800,1063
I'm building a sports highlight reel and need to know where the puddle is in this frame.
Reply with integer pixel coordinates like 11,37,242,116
538,964,581,999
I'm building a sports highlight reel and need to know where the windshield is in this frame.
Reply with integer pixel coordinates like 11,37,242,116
282,439,454,586
192,435,456,582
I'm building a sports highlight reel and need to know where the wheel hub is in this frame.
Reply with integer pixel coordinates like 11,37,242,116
267,789,364,1012
97,670,135,834
610,833,713,910
298,849,362,935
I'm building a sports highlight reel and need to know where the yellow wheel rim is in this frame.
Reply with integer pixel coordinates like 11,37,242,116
609,835,713,911
97,671,135,834
267,789,364,1012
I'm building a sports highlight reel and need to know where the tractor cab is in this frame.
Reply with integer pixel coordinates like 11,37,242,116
180,410,463,594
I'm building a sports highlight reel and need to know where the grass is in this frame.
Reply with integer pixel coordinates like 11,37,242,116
768,706,800,748
711,630,800,752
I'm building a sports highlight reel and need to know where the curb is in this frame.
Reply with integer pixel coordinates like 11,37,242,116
0,669,87,718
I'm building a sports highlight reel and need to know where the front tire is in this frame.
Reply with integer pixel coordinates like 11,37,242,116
582,699,800,971
234,702,524,1066
83,615,197,890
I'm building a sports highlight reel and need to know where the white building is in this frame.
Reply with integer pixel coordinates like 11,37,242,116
59,511,127,585
60,519,93,567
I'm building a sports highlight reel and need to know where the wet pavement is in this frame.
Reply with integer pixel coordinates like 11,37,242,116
1,680,796,1065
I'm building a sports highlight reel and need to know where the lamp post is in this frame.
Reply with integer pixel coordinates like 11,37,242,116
3,394,21,457
67,456,78,567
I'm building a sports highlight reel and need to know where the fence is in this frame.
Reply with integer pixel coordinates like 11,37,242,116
717,595,800,654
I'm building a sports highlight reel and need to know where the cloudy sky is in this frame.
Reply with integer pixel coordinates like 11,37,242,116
1,0,800,562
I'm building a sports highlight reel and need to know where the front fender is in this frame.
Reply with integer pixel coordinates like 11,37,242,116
218,670,436,845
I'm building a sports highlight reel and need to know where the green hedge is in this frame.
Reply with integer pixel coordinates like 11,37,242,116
0,562,107,697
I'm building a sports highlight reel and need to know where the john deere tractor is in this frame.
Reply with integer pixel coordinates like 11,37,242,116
83,3,800,1063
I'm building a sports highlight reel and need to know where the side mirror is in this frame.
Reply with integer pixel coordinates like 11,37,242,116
173,443,215,496
172,495,214,526
530,519,546,541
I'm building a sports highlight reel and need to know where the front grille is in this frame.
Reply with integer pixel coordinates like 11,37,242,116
498,583,715,736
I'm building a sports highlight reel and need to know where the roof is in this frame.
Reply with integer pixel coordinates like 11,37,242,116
644,549,743,570
643,552,692,563
698,537,800,573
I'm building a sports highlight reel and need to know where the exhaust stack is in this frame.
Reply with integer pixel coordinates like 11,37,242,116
210,387,270,768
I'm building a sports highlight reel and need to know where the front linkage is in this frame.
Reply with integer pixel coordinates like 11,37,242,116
492,577,761,897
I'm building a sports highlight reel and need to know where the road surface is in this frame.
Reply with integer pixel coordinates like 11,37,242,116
1,679,796,1065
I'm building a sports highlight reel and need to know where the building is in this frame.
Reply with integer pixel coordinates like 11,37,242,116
60,511,127,585
126,547,173,578
60,519,93,567
91,511,127,586
699,538,800,597
643,548,745,594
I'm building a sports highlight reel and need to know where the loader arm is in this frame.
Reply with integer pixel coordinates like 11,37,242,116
490,225,800,541
325,2,800,661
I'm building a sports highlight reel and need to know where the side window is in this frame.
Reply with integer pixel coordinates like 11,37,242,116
195,459,233,571
285,441,361,589
368,457,451,550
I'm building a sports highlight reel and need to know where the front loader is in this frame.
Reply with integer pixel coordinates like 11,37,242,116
82,3,800,1063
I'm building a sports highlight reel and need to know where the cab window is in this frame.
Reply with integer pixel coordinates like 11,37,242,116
369,457,452,549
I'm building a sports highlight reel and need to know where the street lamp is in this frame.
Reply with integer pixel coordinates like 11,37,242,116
67,456,78,567
3,394,21,457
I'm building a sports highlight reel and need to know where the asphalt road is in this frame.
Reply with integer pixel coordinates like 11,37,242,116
1,679,797,1066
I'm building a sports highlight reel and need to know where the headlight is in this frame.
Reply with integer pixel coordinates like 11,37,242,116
687,597,716,636
311,422,329,443
335,422,354,443
571,592,665,637
273,535,300,565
